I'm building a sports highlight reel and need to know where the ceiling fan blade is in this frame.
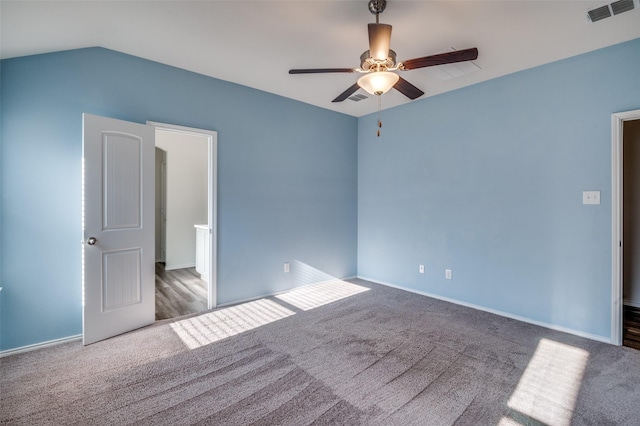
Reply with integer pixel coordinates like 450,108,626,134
332,83,361,103
368,23,392,61
289,68,355,74
393,77,424,100
400,48,478,70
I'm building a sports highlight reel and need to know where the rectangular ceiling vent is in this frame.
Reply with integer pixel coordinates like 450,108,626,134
611,0,637,14
587,4,612,21
586,0,638,22
348,93,368,102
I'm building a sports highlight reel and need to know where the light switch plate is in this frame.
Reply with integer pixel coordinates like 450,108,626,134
583,191,601,205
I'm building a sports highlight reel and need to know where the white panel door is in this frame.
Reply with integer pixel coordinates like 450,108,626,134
82,113,155,345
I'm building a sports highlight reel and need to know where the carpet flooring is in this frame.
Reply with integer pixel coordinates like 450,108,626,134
2,278,640,425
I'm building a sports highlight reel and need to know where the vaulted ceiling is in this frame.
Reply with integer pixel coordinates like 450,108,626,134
1,1,639,117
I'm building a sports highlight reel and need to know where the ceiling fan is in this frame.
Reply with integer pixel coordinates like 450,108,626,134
289,0,479,104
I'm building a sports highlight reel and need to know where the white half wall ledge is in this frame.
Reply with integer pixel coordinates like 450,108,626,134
359,276,612,345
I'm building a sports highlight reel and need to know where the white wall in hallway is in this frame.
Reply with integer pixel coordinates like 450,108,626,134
156,130,208,270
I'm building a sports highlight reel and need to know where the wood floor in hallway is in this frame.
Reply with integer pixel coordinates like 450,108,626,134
624,305,640,350
155,262,207,321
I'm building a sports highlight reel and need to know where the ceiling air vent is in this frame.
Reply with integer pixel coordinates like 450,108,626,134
611,0,636,14
587,4,612,21
586,0,637,22
348,93,368,102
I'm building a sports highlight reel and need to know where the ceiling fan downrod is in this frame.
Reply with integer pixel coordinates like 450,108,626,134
369,0,388,137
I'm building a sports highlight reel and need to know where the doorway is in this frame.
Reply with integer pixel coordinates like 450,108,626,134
622,118,640,349
612,109,640,347
149,122,218,320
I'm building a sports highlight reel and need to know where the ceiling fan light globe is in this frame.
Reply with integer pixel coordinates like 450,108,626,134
357,71,399,96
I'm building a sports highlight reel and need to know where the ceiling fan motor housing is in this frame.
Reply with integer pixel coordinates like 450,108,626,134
368,0,387,15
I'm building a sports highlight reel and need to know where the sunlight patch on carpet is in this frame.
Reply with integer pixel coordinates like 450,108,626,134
275,280,370,311
503,338,589,426
170,299,295,349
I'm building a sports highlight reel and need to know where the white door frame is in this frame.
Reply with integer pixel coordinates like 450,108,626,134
611,108,640,345
148,121,218,309
158,149,167,262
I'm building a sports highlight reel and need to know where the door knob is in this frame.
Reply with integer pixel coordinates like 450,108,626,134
87,237,97,245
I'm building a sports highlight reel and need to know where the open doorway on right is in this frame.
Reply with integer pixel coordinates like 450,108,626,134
622,118,640,350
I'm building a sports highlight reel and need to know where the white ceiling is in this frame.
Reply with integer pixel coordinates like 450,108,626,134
1,1,639,117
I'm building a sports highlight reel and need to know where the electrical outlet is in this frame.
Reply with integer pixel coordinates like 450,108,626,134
419,265,425,274
445,269,452,280
582,190,601,205
284,262,290,273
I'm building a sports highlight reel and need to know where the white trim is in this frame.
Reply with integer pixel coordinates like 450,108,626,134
611,109,640,346
1,276,357,355
216,276,359,309
164,262,196,271
148,121,218,309
0,335,82,358
612,112,623,346
360,276,612,344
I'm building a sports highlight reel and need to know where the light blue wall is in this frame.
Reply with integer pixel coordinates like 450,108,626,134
358,38,640,340
3,40,638,352
0,48,358,351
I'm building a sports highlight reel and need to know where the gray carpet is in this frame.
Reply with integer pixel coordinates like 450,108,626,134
2,278,640,425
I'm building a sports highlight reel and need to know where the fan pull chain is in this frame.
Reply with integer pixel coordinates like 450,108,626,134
377,95,382,137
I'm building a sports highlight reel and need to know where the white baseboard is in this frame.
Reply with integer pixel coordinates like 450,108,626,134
164,262,196,271
1,276,360,355
0,334,82,358
624,299,640,308
217,276,359,309
358,276,612,345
